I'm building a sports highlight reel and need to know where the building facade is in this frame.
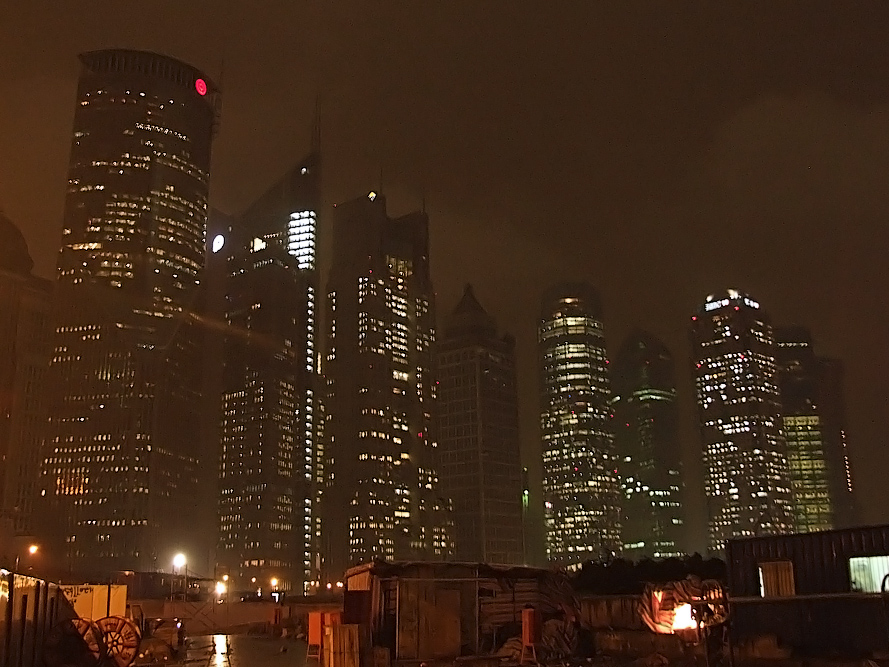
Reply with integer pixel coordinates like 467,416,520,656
215,152,322,594
691,290,794,552
0,215,52,543
324,193,452,579
436,284,523,565
41,50,219,575
539,283,621,566
612,331,684,559
776,327,856,532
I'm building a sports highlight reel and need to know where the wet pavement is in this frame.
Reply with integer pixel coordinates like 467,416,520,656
185,634,309,667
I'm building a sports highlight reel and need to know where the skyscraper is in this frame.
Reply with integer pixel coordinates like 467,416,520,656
776,327,856,532
324,193,452,579
539,283,620,566
0,214,52,543
612,331,684,559
436,284,523,565
691,290,794,552
41,50,219,574
215,151,322,594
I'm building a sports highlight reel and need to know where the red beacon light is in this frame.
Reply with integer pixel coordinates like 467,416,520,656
195,78,208,96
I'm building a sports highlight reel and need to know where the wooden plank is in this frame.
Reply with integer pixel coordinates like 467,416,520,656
431,588,461,659
397,581,419,660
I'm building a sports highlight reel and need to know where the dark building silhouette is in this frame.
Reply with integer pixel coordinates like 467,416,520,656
691,290,794,552
41,50,219,575
436,284,523,564
0,214,52,543
323,193,453,579
776,327,856,531
214,150,322,594
612,331,684,559
539,283,621,565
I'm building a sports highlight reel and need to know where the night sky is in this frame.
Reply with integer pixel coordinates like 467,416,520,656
2,2,888,551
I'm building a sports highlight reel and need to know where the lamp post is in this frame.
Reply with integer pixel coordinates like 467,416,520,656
173,553,186,601
14,544,38,572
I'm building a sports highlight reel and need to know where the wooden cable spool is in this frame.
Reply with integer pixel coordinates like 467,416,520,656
95,616,141,667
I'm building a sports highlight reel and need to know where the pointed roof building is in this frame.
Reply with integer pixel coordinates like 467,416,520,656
0,213,34,276
444,284,497,339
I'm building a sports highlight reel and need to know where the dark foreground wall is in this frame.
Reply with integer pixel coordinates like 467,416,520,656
1,571,72,667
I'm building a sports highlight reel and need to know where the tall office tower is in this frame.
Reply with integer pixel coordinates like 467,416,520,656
324,193,453,579
612,331,684,559
691,290,794,552
41,50,219,575
776,327,856,532
539,283,621,566
0,215,52,546
436,284,523,565
215,151,321,594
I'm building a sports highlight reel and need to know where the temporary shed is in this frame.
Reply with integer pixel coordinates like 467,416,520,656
342,561,579,663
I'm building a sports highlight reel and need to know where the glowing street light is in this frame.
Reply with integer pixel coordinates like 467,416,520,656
270,578,279,588
14,544,39,571
215,581,227,596
171,553,187,601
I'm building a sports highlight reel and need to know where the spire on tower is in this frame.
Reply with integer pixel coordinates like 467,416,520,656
311,97,321,155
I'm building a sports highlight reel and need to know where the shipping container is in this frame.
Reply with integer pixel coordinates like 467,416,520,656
727,524,889,597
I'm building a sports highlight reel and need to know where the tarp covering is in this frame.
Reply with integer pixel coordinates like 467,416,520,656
638,576,725,634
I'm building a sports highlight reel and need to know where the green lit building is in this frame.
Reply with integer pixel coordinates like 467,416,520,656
776,327,856,532
612,331,684,559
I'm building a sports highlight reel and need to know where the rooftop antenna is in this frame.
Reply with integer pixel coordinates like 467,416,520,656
311,96,322,155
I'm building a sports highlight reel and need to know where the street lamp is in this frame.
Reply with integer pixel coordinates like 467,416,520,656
14,544,38,572
270,578,278,589
172,554,187,600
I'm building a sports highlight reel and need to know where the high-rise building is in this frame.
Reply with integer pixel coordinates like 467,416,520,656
691,290,794,552
323,193,453,579
776,327,856,532
436,284,523,565
0,214,52,544
41,50,219,575
214,151,322,594
539,283,620,566
612,331,684,559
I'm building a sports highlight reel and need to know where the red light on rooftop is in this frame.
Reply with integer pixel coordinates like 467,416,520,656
195,79,208,96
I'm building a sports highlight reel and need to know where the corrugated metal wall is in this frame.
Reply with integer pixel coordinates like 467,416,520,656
578,595,642,631
727,525,889,596
731,596,889,657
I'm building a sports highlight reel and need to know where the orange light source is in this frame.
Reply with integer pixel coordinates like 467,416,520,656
28,545,38,555
672,603,695,631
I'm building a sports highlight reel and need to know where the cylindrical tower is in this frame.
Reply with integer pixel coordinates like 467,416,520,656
539,282,621,566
